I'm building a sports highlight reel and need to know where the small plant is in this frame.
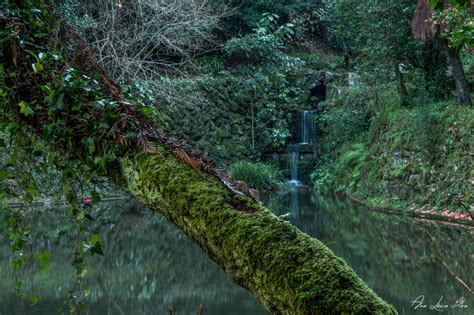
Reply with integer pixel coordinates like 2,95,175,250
230,161,283,190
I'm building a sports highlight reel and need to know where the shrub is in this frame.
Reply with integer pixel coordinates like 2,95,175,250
230,161,283,190
223,14,294,62
54,0,230,80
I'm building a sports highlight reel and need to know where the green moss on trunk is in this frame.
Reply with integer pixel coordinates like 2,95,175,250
123,145,397,314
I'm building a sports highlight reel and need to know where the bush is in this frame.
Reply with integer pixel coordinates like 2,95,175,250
230,161,283,190
55,0,229,80
223,14,293,62
320,85,375,146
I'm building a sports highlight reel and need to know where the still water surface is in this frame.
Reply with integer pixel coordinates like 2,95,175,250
1,188,472,314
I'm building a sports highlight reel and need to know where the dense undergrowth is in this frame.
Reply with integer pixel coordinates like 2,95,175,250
312,84,474,211
230,161,283,190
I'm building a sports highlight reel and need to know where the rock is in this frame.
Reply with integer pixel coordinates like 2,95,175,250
322,71,335,85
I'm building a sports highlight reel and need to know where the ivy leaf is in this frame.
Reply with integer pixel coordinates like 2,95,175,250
34,251,52,272
32,62,43,73
0,172,8,180
141,107,154,119
18,101,33,116
28,295,41,305
82,137,95,154
83,234,104,256
90,244,103,256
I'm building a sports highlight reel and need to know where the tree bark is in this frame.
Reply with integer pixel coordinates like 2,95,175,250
121,147,397,314
394,62,410,107
444,42,472,106
0,3,397,314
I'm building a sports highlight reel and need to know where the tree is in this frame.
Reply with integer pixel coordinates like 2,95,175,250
54,0,230,81
323,0,420,106
0,1,397,314
412,0,472,106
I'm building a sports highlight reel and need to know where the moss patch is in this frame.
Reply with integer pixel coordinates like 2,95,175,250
314,99,474,212
123,144,396,314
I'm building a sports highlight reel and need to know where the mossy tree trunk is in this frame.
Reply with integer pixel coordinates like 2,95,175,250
444,42,472,106
0,2,397,314
395,61,410,107
121,147,397,314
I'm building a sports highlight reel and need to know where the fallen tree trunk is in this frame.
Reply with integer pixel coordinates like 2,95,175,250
0,2,397,314
123,148,396,314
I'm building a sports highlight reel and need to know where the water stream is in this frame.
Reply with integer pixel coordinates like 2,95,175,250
299,110,317,145
286,110,317,186
1,192,472,314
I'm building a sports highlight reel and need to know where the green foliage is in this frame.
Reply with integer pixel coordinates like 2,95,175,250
314,87,474,210
430,0,474,50
0,2,123,312
224,14,294,62
340,143,367,167
141,52,306,162
123,151,397,314
222,0,322,31
418,40,454,100
312,143,368,192
230,161,283,190
321,0,456,103
414,104,443,159
319,85,374,147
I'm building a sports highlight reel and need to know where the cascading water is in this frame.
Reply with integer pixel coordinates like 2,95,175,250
286,110,317,186
299,110,316,144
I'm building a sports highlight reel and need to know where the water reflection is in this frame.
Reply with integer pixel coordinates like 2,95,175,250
1,191,473,314
264,188,474,315
290,188,300,220
0,199,267,315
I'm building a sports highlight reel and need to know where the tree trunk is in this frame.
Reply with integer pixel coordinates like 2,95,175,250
395,62,410,107
0,3,397,314
444,42,472,106
121,146,397,314
251,90,256,150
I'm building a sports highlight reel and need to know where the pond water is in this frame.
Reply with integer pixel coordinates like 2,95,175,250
264,188,473,315
0,188,472,314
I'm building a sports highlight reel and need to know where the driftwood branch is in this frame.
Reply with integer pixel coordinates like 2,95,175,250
425,230,473,295
458,198,474,221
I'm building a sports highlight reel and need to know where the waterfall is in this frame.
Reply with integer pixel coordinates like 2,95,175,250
286,110,317,186
301,111,308,144
288,145,300,186
299,111,316,144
